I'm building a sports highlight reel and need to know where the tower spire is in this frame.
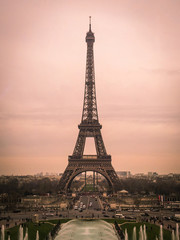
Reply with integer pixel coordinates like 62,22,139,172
89,16,91,31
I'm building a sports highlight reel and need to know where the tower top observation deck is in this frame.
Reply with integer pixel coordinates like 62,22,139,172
86,16,95,43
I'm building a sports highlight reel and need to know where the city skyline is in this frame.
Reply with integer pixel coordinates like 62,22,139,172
0,0,180,175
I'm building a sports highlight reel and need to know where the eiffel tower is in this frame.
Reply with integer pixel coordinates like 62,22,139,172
59,17,120,193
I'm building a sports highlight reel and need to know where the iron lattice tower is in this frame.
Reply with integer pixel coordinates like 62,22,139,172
59,18,120,192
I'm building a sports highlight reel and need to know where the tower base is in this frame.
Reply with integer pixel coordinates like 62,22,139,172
59,155,120,193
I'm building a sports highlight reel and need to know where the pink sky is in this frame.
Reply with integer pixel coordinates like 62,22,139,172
0,0,180,175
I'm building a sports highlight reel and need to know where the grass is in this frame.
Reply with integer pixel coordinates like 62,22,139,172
3,219,71,240
82,184,98,192
102,218,134,224
120,222,171,240
4,222,54,240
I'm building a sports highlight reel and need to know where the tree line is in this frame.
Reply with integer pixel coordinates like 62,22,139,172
0,176,179,197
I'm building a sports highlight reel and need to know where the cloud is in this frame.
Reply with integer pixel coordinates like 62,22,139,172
101,105,180,124
0,106,80,125
142,68,180,76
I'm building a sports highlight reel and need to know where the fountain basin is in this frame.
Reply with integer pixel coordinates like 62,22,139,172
54,219,119,240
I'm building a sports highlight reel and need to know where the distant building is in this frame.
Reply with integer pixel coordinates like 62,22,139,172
117,171,131,178
35,172,43,177
133,173,146,178
148,172,158,178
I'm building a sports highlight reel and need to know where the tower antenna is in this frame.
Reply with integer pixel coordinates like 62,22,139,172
89,16,91,31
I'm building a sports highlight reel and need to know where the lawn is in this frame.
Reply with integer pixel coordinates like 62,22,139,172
2,219,71,240
102,218,134,224
120,222,171,240
82,184,98,192
3,222,54,240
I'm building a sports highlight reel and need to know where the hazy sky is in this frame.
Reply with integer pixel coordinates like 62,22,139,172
0,0,180,175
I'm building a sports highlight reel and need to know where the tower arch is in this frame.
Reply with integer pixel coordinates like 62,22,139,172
66,168,114,192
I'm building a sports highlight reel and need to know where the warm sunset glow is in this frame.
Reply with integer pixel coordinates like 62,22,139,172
0,0,180,175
